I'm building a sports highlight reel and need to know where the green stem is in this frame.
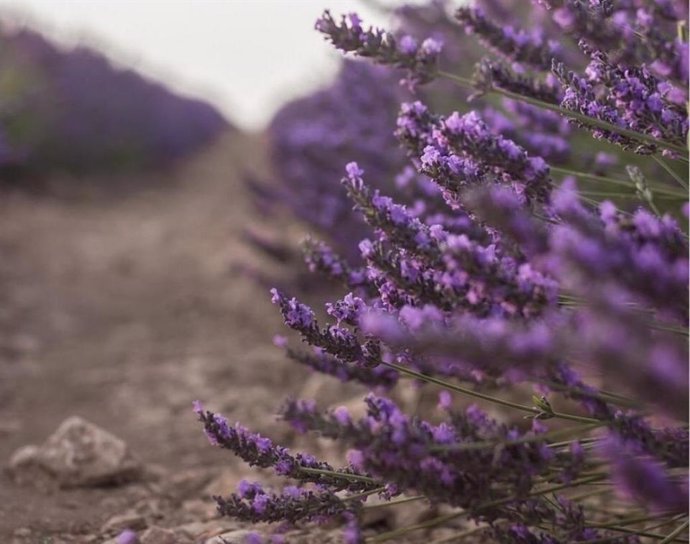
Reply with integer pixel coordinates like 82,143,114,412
567,487,612,502
581,525,688,542
382,361,538,413
659,520,690,544
551,165,687,198
649,322,690,336
559,295,689,337
438,71,689,155
589,512,681,529
579,190,684,200
430,423,601,452
298,466,379,484
363,494,426,510
381,361,601,424
548,436,601,449
647,198,662,217
653,155,689,191
646,515,690,532
342,486,387,502
544,379,640,409
367,474,606,542
548,410,601,424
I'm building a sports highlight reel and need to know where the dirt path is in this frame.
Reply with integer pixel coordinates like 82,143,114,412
0,133,314,542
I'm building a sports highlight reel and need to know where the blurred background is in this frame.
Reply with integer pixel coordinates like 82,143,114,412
0,0,407,130
0,2,435,540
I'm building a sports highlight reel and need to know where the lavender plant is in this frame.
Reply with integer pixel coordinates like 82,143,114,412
255,59,405,258
0,27,227,176
199,1,688,542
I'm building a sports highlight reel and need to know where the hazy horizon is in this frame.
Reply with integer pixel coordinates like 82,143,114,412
0,1,421,131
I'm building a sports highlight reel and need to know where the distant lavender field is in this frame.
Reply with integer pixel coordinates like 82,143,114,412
0,27,228,175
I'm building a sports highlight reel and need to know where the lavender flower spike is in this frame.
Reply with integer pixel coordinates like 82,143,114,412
315,10,442,87
194,402,381,498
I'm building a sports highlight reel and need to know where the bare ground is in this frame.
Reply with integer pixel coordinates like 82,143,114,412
0,132,330,543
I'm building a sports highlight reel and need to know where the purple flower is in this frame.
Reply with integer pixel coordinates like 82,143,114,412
456,7,561,70
420,37,443,55
315,10,442,88
346,161,364,179
602,436,689,513
398,35,418,54
116,530,139,544
194,405,378,493
216,480,358,524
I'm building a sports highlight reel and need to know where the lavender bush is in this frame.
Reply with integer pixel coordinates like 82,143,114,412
199,1,688,542
0,27,228,176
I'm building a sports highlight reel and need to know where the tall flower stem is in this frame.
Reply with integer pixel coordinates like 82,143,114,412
659,520,690,544
362,494,426,510
653,155,689,190
366,474,607,542
579,190,684,201
342,487,387,502
298,467,379,484
382,361,601,424
550,166,688,198
430,422,601,452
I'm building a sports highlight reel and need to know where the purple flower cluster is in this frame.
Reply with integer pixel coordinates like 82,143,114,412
200,1,689,542
270,288,381,367
553,47,688,154
343,165,556,318
282,395,569,508
258,60,405,257
396,101,553,204
284,346,398,389
315,11,443,89
194,401,379,492
456,6,562,70
483,100,571,162
216,480,353,524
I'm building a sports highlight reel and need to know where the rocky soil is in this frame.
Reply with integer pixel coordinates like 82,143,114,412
0,132,351,543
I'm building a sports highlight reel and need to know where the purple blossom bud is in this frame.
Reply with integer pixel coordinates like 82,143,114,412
398,35,417,54
420,37,443,55
334,406,351,425
346,161,364,179
117,530,139,544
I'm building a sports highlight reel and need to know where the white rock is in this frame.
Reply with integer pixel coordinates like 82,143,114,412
8,445,40,470
10,416,142,487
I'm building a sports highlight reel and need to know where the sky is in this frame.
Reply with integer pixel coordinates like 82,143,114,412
0,0,415,131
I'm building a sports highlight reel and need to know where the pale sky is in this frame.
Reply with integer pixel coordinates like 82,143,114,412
0,0,416,131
